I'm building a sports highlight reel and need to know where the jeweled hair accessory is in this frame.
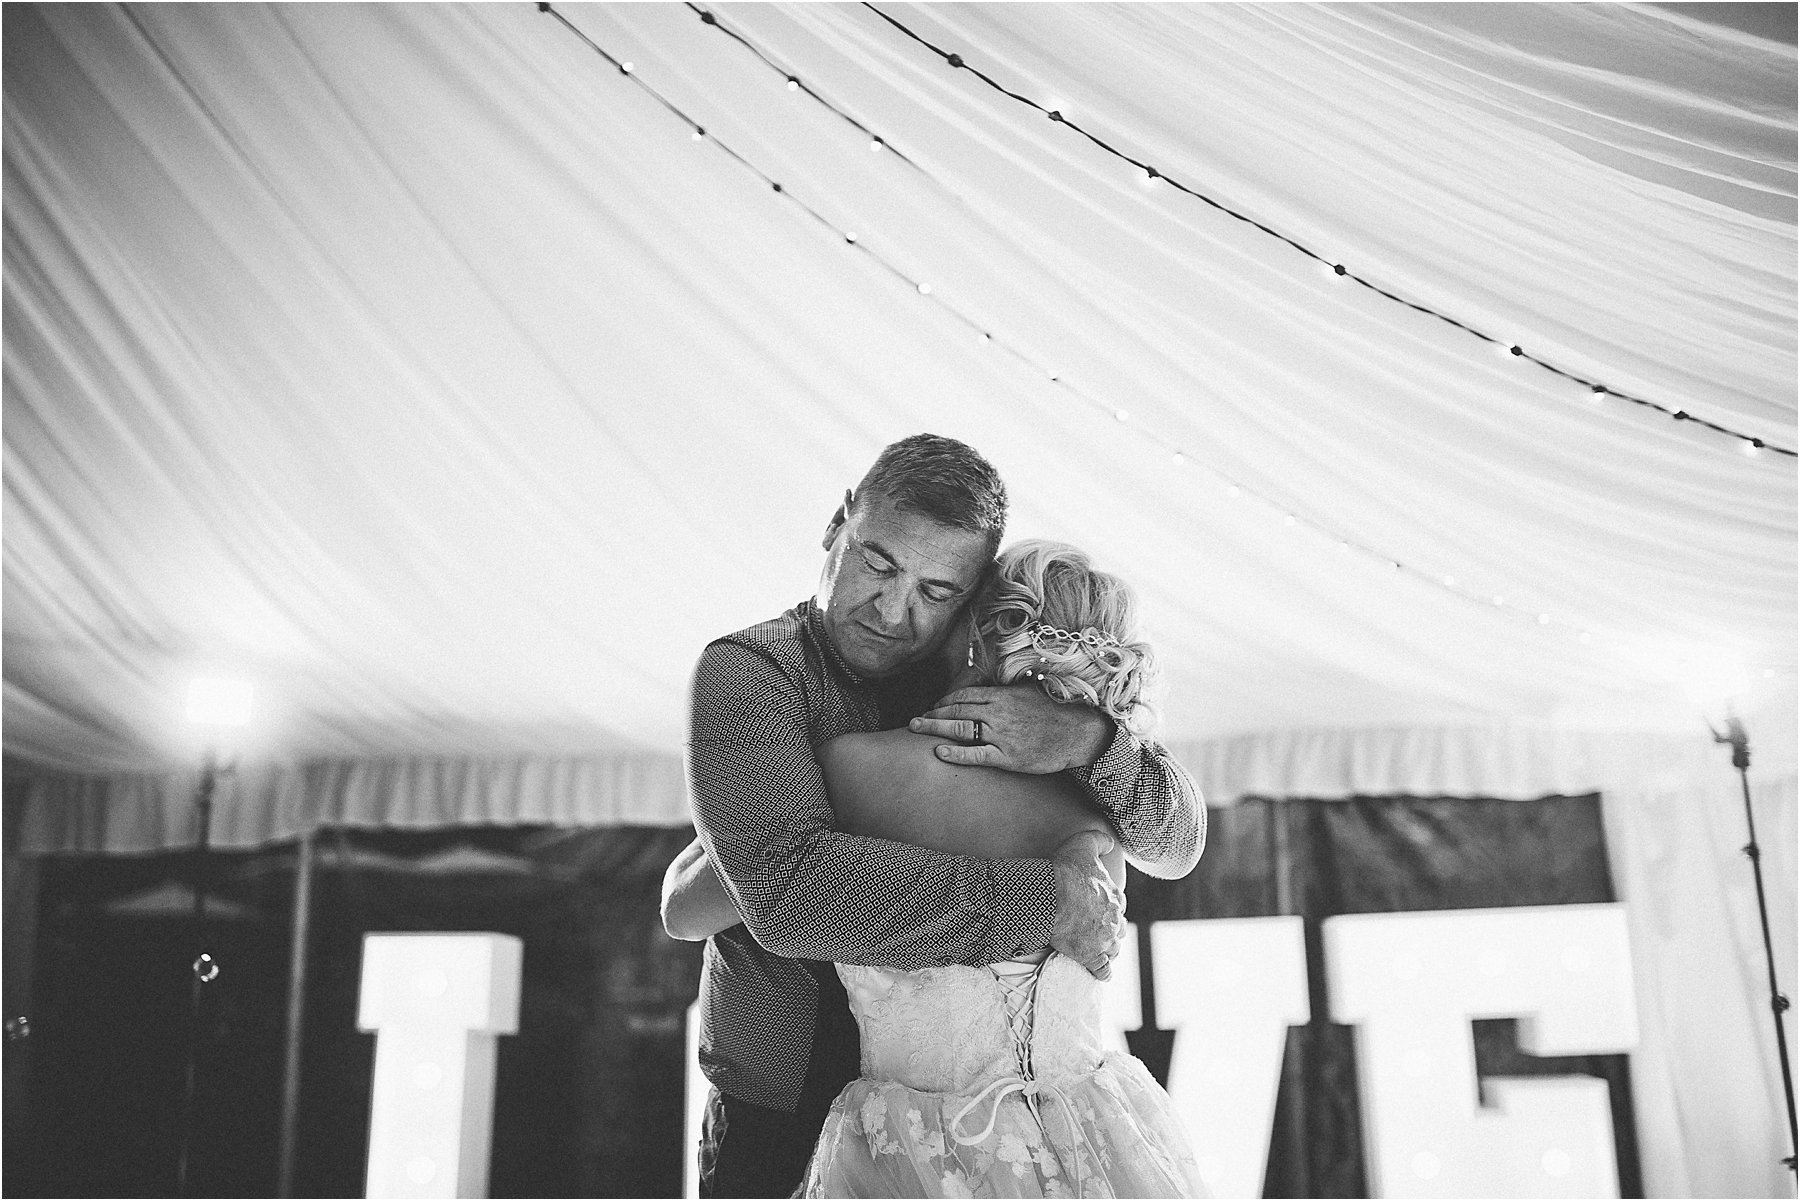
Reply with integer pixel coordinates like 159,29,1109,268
1026,621,1122,650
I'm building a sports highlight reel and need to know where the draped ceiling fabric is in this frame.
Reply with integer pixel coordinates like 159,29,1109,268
3,5,1795,1197
5,1,1794,791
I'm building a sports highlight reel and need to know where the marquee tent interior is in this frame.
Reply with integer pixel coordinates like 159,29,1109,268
3,3,1795,1197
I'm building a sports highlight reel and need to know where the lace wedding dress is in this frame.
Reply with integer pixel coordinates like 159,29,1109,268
802,951,1206,1198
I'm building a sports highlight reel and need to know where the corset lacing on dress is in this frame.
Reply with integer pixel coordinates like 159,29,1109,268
949,952,1093,1194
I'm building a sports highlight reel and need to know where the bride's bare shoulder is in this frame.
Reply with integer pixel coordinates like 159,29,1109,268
821,728,930,773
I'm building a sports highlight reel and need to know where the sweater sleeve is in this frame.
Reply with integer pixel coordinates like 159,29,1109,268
687,640,1057,967
1069,720,1205,880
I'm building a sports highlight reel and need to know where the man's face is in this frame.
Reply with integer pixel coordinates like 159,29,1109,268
817,493,992,680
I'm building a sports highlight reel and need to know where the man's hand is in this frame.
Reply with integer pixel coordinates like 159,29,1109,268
910,684,1112,773
1047,831,1125,980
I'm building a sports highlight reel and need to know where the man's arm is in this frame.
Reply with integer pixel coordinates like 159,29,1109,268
661,836,742,941
688,640,1058,969
913,685,1204,879
1069,722,1204,880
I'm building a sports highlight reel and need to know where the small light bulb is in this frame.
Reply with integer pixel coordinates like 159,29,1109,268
870,138,884,153
786,77,799,91
1284,514,1296,527
1590,385,1606,402
844,231,857,244
1140,168,1158,187
1390,560,1401,570
1742,440,1761,456
1047,369,1060,381
916,282,931,295
978,333,991,346
1171,451,1185,465
691,128,705,141
621,61,634,74
1114,409,1129,422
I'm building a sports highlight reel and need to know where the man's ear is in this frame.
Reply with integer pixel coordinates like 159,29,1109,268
821,489,854,551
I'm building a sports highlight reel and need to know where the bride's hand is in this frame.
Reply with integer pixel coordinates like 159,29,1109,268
910,684,1112,773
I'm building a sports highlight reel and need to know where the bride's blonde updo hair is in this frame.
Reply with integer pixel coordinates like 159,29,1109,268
970,539,1160,736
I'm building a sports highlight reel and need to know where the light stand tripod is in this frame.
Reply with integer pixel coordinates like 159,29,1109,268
173,751,223,1197
1708,714,1798,1175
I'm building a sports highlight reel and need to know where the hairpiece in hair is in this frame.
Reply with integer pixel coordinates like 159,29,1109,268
1026,621,1122,651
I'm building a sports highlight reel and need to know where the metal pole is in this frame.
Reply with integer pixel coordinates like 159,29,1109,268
1712,716,1798,1175
276,827,317,1197
1735,765,1798,1171
175,752,217,1197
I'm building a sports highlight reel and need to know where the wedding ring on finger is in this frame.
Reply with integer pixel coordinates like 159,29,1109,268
969,718,985,745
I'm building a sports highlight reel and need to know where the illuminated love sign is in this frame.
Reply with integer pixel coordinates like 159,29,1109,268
357,933,522,1199
1325,905,1637,1198
1102,917,1310,1198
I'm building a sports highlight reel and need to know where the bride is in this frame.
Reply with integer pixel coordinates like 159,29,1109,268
665,539,1206,1198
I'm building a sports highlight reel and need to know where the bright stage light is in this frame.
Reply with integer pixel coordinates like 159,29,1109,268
1677,655,1751,706
1616,639,1753,706
185,677,253,727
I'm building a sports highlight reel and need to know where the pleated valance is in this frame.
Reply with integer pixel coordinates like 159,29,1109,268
10,752,691,855
16,704,1792,856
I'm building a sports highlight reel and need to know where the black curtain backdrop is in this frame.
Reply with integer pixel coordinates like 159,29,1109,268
10,796,1637,1198
10,825,701,1199
1125,794,1640,1199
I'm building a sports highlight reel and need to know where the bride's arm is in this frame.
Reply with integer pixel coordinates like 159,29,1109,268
825,731,1123,883
661,836,743,941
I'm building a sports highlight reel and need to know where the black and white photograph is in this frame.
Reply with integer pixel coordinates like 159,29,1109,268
2,3,1794,1198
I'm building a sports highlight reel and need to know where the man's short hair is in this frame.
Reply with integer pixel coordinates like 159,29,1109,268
852,434,1007,548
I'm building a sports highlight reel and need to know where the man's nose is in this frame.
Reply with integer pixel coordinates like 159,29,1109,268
871,583,911,632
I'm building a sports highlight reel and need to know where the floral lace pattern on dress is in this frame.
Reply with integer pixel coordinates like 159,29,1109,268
803,955,1205,1198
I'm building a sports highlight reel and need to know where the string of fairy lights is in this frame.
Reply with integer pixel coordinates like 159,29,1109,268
859,3,1794,461
534,2,1787,659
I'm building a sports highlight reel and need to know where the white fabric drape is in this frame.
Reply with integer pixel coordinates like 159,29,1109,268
3,3,1793,772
